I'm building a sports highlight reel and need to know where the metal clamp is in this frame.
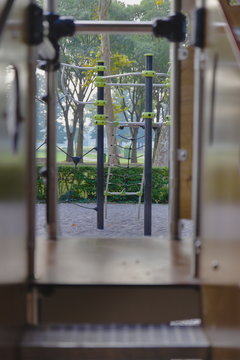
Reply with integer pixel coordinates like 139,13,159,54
142,70,156,77
94,65,107,72
152,12,186,42
177,149,188,161
142,112,155,119
95,76,107,87
94,100,107,106
94,114,108,121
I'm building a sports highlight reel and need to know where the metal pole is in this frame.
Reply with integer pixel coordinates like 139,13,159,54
144,54,153,236
169,0,181,240
96,60,105,229
27,47,37,280
74,20,153,34
45,0,57,240
192,0,206,278
43,0,56,12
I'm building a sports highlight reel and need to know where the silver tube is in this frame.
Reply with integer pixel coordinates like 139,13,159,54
44,0,56,12
103,72,167,79
61,63,95,70
169,0,181,240
116,122,162,128
74,20,153,34
103,72,142,79
107,83,166,87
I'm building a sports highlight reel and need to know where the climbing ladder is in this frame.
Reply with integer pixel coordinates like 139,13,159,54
104,133,144,219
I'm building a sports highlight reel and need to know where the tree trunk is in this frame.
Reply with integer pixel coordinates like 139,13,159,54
153,125,169,167
76,104,84,163
152,125,162,163
66,133,74,162
98,0,119,166
131,127,139,163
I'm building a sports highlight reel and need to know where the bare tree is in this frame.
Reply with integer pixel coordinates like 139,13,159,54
57,65,95,162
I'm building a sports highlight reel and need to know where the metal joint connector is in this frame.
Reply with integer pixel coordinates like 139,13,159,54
142,112,155,119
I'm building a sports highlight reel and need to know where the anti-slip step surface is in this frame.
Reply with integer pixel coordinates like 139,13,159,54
22,323,208,348
21,324,210,360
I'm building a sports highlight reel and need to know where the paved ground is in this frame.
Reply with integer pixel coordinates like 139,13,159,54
36,203,192,239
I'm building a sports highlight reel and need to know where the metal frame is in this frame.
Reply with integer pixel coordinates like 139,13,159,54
74,20,153,34
106,83,166,87
96,60,105,230
39,16,174,238
169,0,181,240
144,54,153,236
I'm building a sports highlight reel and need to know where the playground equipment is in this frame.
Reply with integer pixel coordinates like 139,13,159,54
2,0,240,359
94,54,160,235
41,54,168,235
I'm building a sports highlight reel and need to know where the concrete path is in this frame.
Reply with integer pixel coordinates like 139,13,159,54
36,203,192,239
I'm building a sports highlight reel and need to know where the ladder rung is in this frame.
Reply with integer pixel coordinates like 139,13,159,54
105,191,142,196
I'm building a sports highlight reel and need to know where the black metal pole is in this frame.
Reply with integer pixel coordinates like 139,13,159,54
144,54,153,236
96,60,105,229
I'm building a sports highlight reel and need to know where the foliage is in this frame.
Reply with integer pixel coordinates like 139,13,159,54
37,165,168,204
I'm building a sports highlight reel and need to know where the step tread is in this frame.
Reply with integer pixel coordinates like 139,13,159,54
22,324,209,348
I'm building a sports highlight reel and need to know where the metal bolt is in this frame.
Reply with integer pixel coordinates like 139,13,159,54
211,260,219,270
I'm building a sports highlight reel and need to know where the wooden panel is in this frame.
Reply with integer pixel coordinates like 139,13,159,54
179,48,194,219
39,285,200,324
0,0,30,284
202,285,240,360
199,0,240,285
219,0,240,54
202,286,240,327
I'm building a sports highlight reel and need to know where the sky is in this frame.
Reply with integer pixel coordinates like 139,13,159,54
122,0,141,4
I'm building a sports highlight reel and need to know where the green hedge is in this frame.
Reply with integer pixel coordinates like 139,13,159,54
37,165,168,203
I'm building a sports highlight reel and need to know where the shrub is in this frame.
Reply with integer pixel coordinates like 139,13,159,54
37,165,168,203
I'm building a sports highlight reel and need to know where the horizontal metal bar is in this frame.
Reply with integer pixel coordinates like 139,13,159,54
117,122,162,128
107,83,166,87
105,192,141,196
74,20,153,34
103,72,142,79
103,72,167,79
61,63,95,70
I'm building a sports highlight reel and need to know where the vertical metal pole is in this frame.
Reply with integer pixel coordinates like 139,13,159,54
97,60,104,229
192,0,205,278
27,47,37,280
45,0,57,240
169,0,181,240
144,54,153,236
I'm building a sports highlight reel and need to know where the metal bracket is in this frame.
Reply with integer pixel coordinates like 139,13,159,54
190,7,206,48
178,46,188,61
177,149,188,161
152,12,186,43
38,12,75,69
